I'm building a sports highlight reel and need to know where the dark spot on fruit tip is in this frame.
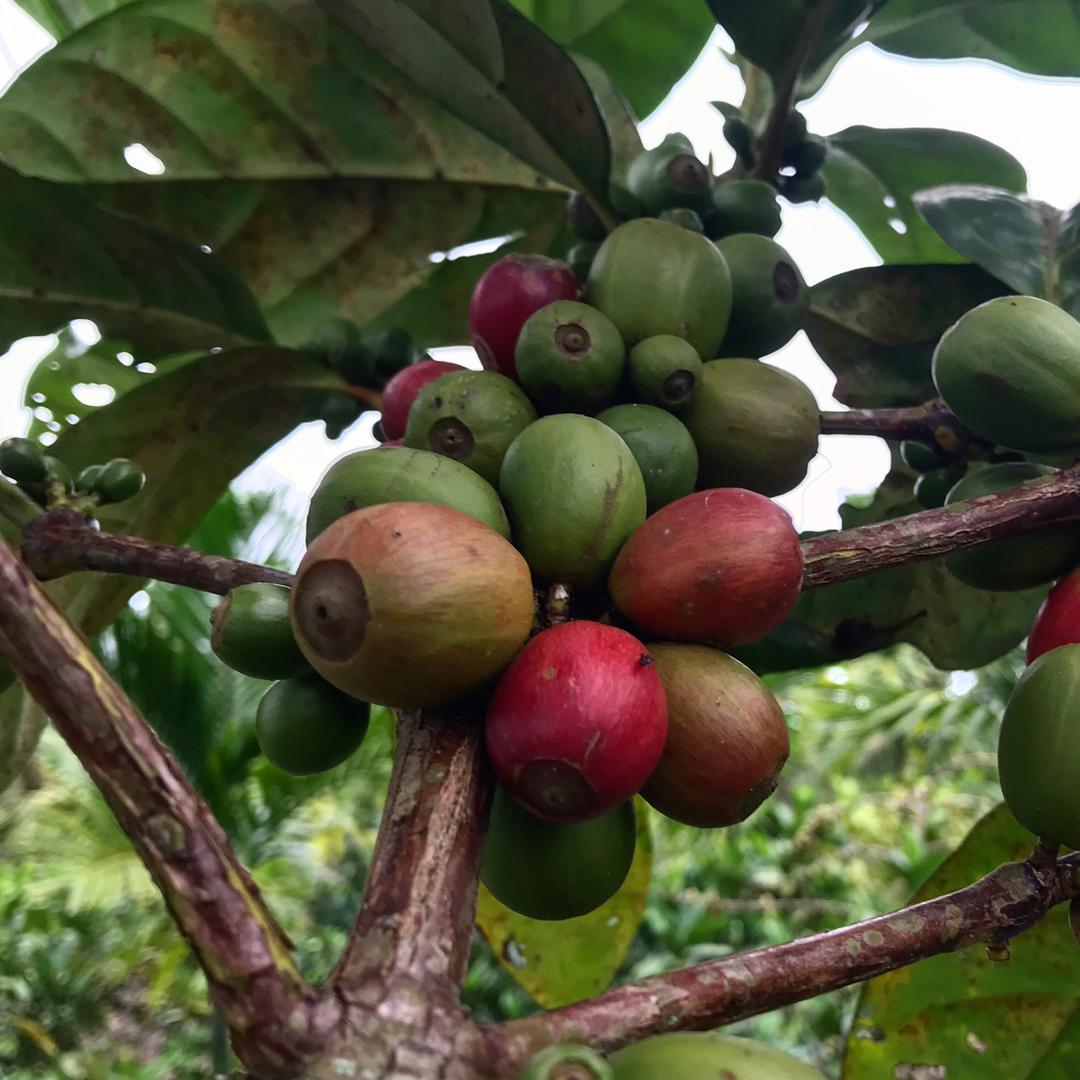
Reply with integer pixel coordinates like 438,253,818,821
554,322,590,356
667,154,708,192
428,417,475,462
517,760,597,819
638,653,653,667
392,529,402,539
344,499,358,514
294,559,369,662
432,396,443,408
662,369,695,403
773,261,800,303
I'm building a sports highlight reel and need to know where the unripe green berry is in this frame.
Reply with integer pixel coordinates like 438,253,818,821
900,439,948,473
657,207,705,234
211,583,310,681
0,437,46,485
256,674,369,776
914,467,955,509
722,116,754,158
368,328,419,380
309,317,378,386
628,335,704,409
95,458,145,504
787,134,827,177
783,173,826,204
75,463,105,494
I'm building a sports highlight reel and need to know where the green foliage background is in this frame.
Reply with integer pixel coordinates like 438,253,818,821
1,0,1080,1077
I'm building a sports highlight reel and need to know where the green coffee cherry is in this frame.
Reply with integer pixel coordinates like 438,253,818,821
597,404,699,513
913,468,955,509
626,140,712,216
783,173,826,204
368,328,419,380
518,1043,613,1080
309,317,378,386
515,301,626,414
211,583,311,681
783,110,809,151
900,439,948,473
722,116,754,159
0,437,46,485
706,180,782,239
628,335,704,409
608,182,645,221
75,463,105,494
566,191,607,242
657,207,705,234
787,134,827,176
318,392,364,440
95,458,145,504
255,674,370,776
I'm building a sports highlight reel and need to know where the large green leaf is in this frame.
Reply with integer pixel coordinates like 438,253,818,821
707,0,879,83
806,264,1011,407
476,799,652,1008
0,0,604,345
0,346,342,794
843,804,1080,1080
864,0,1080,77
734,472,1046,674
0,164,269,356
822,128,1027,263
513,0,713,118
88,180,565,348
915,187,1080,319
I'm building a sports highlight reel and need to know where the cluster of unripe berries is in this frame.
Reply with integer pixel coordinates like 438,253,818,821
720,107,827,206
925,295,1080,853
207,145,827,921
0,437,144,508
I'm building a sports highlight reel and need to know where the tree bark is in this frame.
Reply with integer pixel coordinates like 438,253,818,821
492,853,1080,1065
0,534,328,1079
819,399,971,454
802,465,1080,589
20,510,293,593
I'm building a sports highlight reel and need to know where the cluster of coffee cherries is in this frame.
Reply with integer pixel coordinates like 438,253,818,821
208,133,828,923
0,437,144,510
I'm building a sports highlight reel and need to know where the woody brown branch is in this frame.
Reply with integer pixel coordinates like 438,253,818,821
20,509,293,593
819,399,972,455
801,464,1080,589
0,539,326,1079
492,851,1080,1064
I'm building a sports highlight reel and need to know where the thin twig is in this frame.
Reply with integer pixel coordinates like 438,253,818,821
21,510,293,594
751,0,836,182
819,399,971,455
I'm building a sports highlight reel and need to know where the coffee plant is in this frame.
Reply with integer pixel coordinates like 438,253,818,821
2,2,1080,1077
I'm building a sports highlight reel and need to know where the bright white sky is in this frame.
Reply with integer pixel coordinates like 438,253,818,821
0,7,1078,532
